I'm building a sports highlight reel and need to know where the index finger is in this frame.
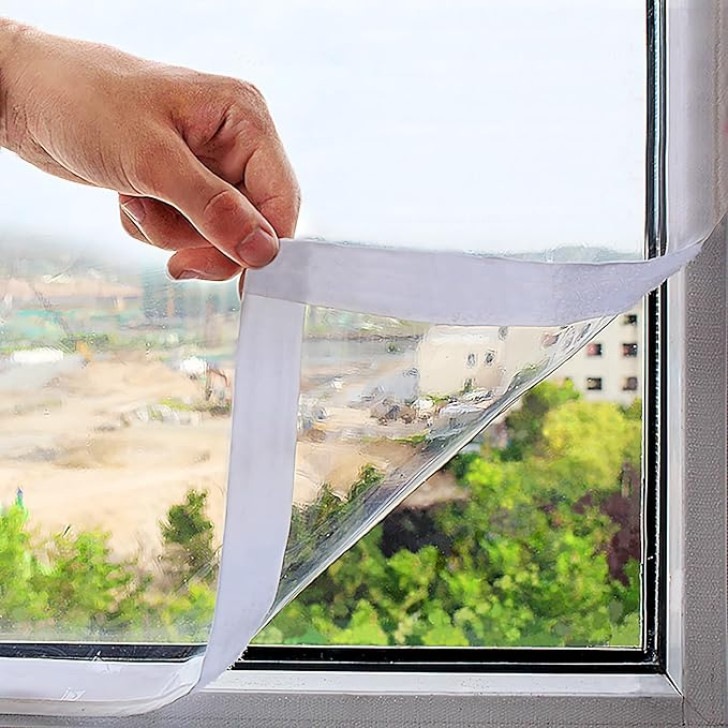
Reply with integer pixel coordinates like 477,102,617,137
241,136,300,240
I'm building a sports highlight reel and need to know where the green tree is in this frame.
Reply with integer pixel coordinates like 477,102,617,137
538,399,640,497
259,382,641,649
0,505,45,632
160,488,217,588
502,380,580,460
35,528,146,639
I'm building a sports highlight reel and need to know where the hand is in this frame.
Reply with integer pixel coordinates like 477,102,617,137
0,20,300,281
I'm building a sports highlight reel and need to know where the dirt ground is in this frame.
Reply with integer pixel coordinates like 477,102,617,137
0,357,230,566
0,356,460,568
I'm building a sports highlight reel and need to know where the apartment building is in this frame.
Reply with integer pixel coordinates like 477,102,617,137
414,306,643,406
550,305,643,405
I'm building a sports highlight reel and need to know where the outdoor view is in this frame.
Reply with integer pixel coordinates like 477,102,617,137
0,236,642,648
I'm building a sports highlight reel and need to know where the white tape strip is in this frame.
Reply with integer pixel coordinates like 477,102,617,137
195,296,305,689
0,655,202,717
246,238,704,327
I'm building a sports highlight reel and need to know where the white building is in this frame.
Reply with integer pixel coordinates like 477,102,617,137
415,305,643,406
415,326,547,399
549,305,643,406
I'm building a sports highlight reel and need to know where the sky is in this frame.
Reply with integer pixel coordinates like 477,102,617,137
1,0,646,264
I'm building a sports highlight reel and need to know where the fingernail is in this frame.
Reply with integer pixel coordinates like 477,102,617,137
235,228,278,268
121,199,146,226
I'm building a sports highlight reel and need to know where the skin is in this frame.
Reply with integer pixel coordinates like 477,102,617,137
0,18,300,282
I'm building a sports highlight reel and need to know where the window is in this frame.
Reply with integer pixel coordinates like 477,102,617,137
623,376,639,391
466,353,477,367
2,0,727,723
586,342,603,356
623,313,639,325
622,343,638,357
484,350,495,366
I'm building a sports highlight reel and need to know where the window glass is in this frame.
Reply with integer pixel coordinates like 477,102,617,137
0,0,647,652
586,343,604,357
0,268,235,642
2,0,645,261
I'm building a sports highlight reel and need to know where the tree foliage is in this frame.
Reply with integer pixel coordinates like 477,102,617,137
256,382,642,648
160,488,217,588
0,382,641,650
0,490,218,642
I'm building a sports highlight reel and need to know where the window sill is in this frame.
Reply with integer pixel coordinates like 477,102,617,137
205,669,679,699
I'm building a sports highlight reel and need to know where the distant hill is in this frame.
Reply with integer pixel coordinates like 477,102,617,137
0,228,147,282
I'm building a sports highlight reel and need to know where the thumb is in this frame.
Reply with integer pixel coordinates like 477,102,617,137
142,140,279,268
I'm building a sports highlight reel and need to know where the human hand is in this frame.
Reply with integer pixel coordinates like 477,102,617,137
0,19,299,281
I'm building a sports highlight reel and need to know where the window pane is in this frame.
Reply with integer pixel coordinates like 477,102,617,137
3,0,645,260
0,263,233,642
0,0,648,654
253,307,643,648
586,343,604,357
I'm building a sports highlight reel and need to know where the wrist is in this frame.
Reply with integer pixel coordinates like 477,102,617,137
0,19,32,150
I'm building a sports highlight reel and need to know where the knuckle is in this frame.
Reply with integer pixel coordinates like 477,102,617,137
226,79,272,134
203,188,240,220
202,189,255,238
235,79,267,106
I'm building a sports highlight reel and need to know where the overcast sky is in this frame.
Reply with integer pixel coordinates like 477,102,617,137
1,0,646,265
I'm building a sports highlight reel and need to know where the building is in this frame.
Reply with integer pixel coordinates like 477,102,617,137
550,305,643,405
414,306,643,406
415,326,547,399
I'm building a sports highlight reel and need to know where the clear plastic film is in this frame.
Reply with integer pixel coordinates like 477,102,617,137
267,308,610,621
0,273,239,716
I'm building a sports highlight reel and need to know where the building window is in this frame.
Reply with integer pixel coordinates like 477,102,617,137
586,342,603,357
586,377,603,391
622,343,638,357
484,350,495,366
466,353,477,367
623,376,639,392
498,326,508,341
622,313,638,326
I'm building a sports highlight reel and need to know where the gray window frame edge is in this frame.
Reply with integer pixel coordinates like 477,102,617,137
17,230,727,728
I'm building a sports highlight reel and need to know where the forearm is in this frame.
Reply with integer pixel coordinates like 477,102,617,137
0,18,30,150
